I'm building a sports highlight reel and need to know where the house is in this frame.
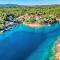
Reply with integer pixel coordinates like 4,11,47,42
5,14,15,22
24,14,30,20
4,14,15,31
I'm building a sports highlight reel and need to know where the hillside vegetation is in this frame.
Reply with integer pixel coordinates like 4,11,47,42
0,5,60,32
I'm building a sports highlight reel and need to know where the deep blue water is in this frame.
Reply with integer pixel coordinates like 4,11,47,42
0,24,60,60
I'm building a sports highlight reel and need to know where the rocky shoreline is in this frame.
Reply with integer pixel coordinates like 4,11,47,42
54,37,60,60
0,14,60,33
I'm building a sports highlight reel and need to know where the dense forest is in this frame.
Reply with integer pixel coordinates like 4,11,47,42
0,5,60,17
0,5,60,21
0,5,60,32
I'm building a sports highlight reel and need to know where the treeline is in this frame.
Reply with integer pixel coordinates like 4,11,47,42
0,5,59,31
0,5,60,27
0,5,60,18
0,5,60,15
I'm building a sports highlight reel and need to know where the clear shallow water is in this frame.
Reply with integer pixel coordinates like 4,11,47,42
0,24,60,60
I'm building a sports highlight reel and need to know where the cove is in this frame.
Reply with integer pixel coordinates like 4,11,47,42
0,24,60,60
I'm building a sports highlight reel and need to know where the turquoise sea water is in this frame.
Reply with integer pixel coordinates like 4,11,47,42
0,24,60,60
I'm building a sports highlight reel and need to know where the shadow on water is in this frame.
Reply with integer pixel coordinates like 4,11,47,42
1,32,47,60
0,24,60,60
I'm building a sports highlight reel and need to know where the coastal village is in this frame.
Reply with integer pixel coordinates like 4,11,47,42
0,13,60,32
17,13,60,25
2,13,60,60
0,4,59,60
